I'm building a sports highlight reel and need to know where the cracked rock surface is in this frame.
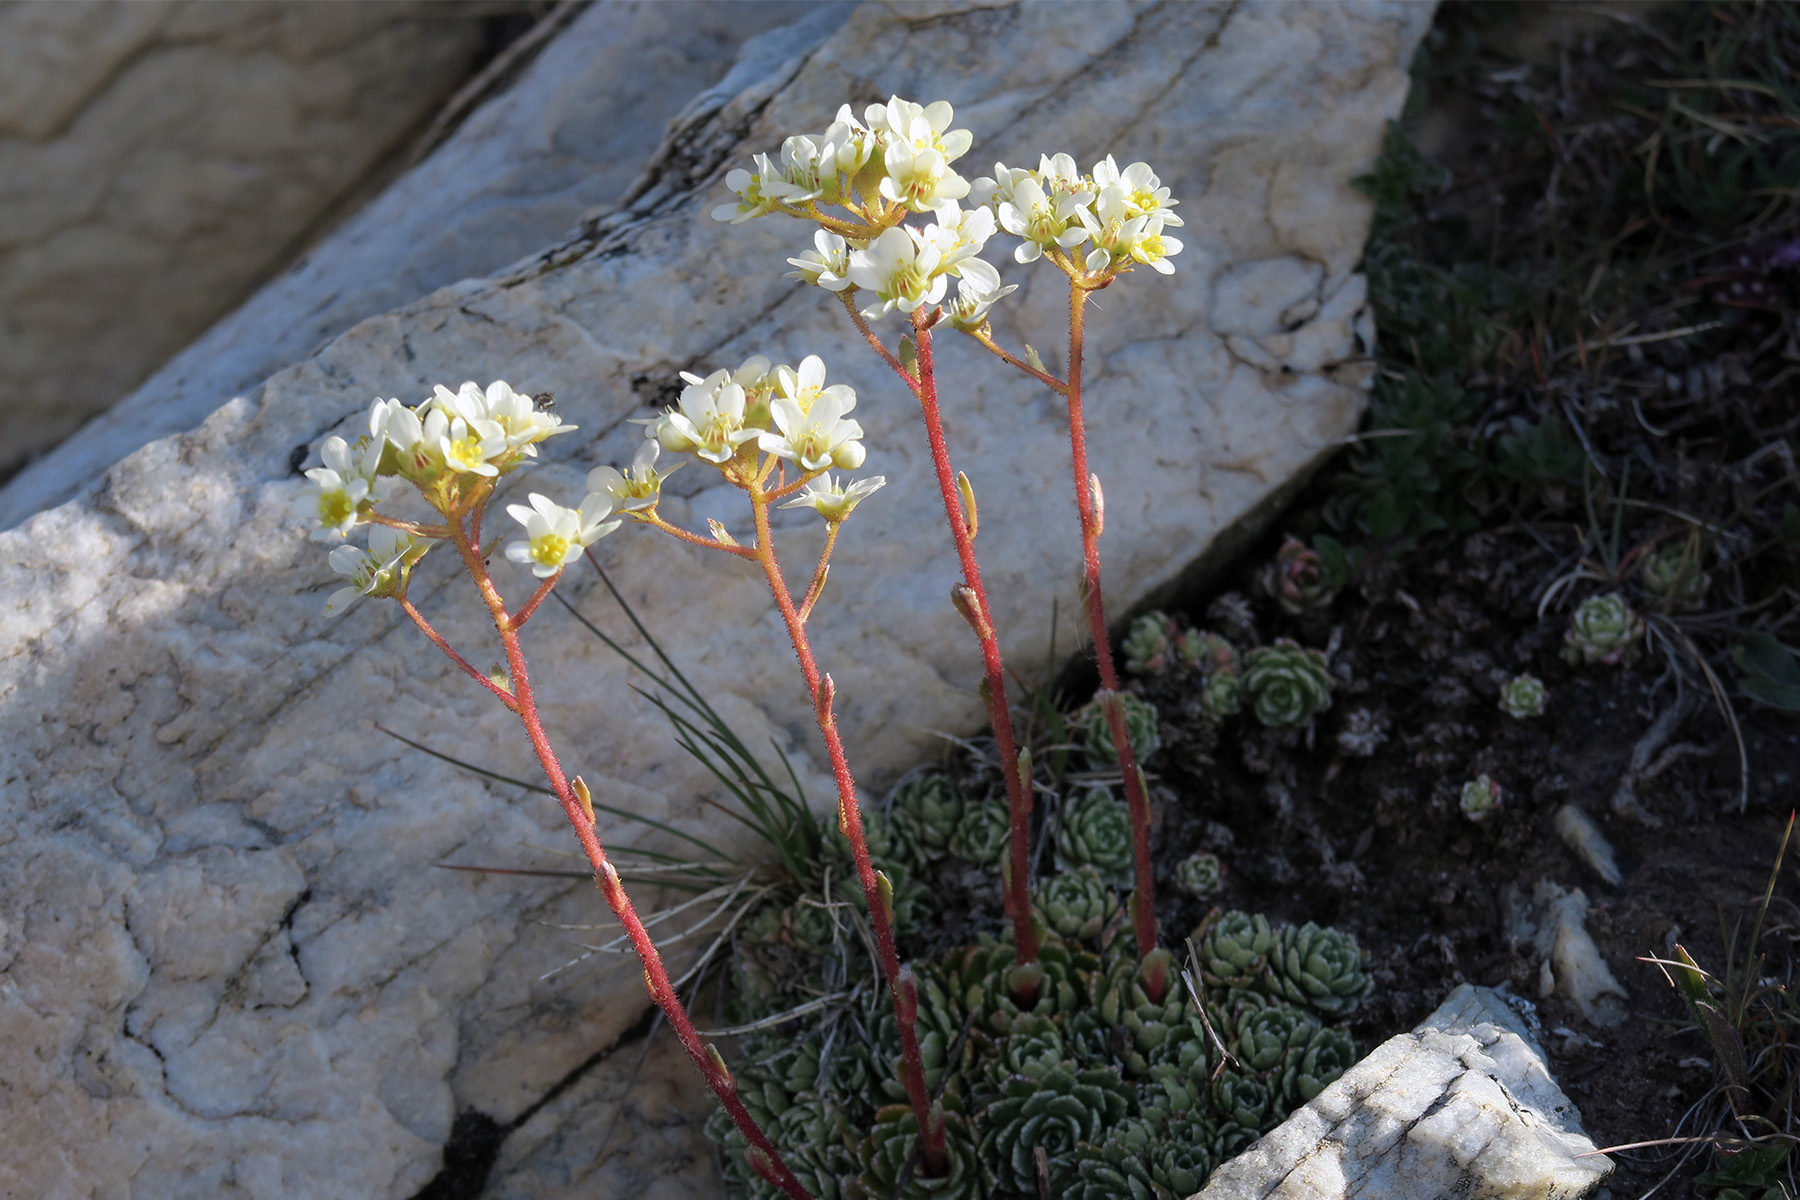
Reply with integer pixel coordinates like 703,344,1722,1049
1195,984,1613,1200
0,0,513,481
0,0,841,531
0,2,1429,1196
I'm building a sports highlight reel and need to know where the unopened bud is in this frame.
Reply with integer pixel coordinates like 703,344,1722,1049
815,673,836,723
956,471,978,540
572,776,595,825
950,582,993,640
705,1043,735,1090
707,518,738,547
875,870,896,928
1089,473,1105,538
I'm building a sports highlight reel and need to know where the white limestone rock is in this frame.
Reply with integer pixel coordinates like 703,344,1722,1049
0,0,514,479
1195,985,1613,1200
0,2,1430,1196
0,0,845,531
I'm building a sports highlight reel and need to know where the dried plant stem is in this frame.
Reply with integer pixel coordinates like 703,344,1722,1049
400,519,817,1200
745,487,947,1175
1063,282,1161,982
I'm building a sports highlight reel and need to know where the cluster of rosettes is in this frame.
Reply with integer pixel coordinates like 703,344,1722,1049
293,381,622,610
714,877,1365,1200
627,353,887,520
714,95,1181,328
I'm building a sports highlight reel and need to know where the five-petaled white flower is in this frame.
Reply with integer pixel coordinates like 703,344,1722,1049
295,434,390,541
432,380,575,455
1090,156,1183,227
322,525,430,617
996,174,1093,264
926,200,997,276
587,440,680,512
779,473,887,521
774,355,855,416
504,493,620,577
375,399,449,479
946,260,1018,331
786,230,855,292
643,370,760,464
847,226,947,320
760,388,865,472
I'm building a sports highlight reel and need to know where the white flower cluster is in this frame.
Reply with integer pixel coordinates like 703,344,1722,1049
296,380,618,611
715,95,1181,330
619,353,884,520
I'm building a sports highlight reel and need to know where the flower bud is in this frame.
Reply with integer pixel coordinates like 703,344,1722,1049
704,1043,735,1090
815,673,836,724
831,439,866,470
572,775,595,825
956,470,978,539
707,518,739,547
950,582,992,639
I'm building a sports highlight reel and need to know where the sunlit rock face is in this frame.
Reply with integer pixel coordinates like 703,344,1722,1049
0,3,1429,1196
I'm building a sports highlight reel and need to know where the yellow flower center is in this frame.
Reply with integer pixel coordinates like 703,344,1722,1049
530,533,571,567
319,490,355,527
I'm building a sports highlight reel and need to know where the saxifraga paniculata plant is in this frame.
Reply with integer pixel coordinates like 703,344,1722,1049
712,93,1188,994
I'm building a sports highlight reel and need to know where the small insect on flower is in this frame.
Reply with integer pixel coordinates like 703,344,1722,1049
504,493,622,577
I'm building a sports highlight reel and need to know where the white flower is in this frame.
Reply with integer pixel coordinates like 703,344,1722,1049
642,369,760,464
779,473,887,521
946,259,1018,331
1090,156,1183,227
1037,152,1087,196
379,400,450,479
432,380,576,455
786,230,855,292
866,96,973,213
996,175,1093,264
759,389,865,472
712,153,796,224
773,354,855,416
970,161,1036,210
822,105,875,174
587,440,679,512
439,413,509,477
846,226,947,320
1079,186,1151,273
294,434,390,541
503,493,620,577
1126,214,1182,275
863,97,973,165
925,200,996,276
322,525,430,617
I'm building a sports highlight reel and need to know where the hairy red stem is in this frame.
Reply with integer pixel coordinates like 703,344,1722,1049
746,486,947,1175
907,310,1040,966
433,522,816,1200
1063,284,1161,979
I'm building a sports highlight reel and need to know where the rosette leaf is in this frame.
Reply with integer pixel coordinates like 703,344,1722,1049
1174,851,1224,899
948,797,1009,865
1266,922,1372,1017
1195,911,1278,989
1148,1111,1219,1197
850,1103,984,1200
1202,668,1243,719
1241,639,1333,727
1259,536,1340,615
979,1065,1131,1194
1079,692,1162,767
865,967,966,1102
1561,591,1645,666
1293,1026,1357,1101
1056,788,1135,886
1123,612,1179,675
892,771,965,857
1211,1072,1272,1132
1231,1002,1321,1075
989,1012,1069,1086
954,939,1095,1035
1498,673,1546,719
1034,866,1117,943
1176,629,1240,676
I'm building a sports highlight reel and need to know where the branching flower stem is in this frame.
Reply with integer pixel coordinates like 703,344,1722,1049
837,291,1041,968
1063,281,1162,991
395,514,818,1200
744,484,948,1176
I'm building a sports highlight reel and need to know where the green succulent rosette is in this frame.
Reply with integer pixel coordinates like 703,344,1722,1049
952,939,1095,1035
1292,1026,1357,1101
1079,692,1162,767
891,771,965,857
1123,611,1179,675
1458,774,1503,824
1498,673,1546,719
1149,1110,1220,1196
1266,921,1372,1017
1195,910,1279,989
1260,536,1340,615
1174,851,1224,899
979,1065,1131,1193
1231,1002,1322,1075
1641,542,1708,610
1202,667,1243,718
1095,951,1194,1077
1068,1129,1162,1200
988,1012,1070,1087
1241,639,1333,727
849,1103,984,1200
948,797,1010,865
1034,866,1118,943
864,967,966,1102
1561,591,1645,666
1056,788,1136,886
1212,1072,1272,1132
1177,629,1240,675
764,1100,857,1200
